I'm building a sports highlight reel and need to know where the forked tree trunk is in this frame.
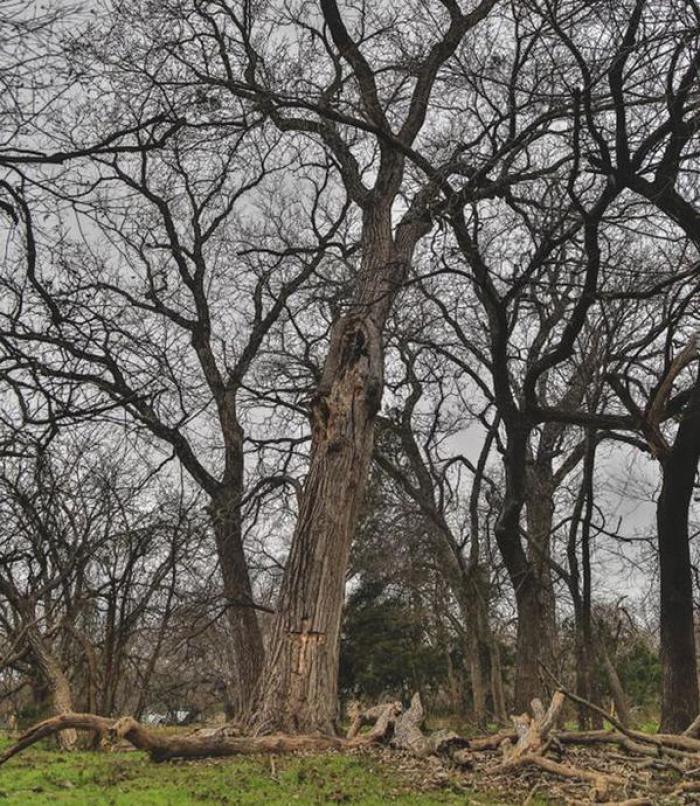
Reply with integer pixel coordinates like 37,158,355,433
210,488,265,719
657,368,700,732
253,204,429,733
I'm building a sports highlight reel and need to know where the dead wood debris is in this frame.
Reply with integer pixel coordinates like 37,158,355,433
3,693,700,804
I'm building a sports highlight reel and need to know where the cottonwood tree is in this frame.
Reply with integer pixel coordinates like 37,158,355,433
184,0,514,732
5,0,700,749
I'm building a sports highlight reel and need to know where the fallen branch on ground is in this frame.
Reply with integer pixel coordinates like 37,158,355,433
0,713,351,765
5,691,700,806
490,692,625,796
540,662,700,760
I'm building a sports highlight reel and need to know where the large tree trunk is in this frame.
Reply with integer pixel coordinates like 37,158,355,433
210,487,265,720
495,425,552,712
25,626,77,751
487,628,508,725
525,462,558,674
512,576,548,712
657,369,700,732
253,204,427,733
468,632,487,726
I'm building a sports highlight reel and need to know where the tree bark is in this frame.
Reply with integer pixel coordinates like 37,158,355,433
468,631,487,726
253,203,429,733
67,626,99,715
695,612,700,699
25,625,77,751
525,461,558,673
495,426,550,712
657,368,700,732
210,487,265,720
571,434,602,729
488,633,508,725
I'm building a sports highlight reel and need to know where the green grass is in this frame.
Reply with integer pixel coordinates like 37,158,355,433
0,736,508,805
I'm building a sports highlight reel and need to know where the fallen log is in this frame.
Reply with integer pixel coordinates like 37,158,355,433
466,730,517,751
507,753,625,790
0,713,350,765
0,702,412,768
1,694,692,806
541,663,700,760
570,800,652,806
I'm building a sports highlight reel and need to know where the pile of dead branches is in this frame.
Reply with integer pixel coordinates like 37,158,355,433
3,690,700,803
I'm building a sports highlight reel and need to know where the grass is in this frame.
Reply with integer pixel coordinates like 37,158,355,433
0,734,510,805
